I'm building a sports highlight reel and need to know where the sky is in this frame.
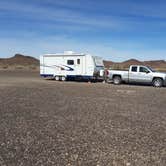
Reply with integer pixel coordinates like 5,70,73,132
0,0,166,61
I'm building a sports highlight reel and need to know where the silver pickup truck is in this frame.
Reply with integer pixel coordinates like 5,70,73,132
107,65,166,87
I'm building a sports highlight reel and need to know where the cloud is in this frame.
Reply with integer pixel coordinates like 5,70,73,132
41,0,166,19
0,1,119,29
1,0,166,34
0,34,166,61
1,0,166,33
0,0,166,61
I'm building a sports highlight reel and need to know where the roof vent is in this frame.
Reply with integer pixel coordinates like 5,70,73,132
64,51,74,54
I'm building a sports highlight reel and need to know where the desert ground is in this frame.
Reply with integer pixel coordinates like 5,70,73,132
0,71,166,166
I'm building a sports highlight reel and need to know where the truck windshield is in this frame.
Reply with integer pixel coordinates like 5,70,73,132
147,66,156,72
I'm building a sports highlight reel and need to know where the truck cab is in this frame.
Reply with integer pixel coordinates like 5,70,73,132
107,65,166,87
128,65,154,83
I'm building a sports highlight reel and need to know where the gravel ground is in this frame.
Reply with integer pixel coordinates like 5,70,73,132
0,71,166,166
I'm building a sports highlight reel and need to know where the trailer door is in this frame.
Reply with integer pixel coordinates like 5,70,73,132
75,56,83,75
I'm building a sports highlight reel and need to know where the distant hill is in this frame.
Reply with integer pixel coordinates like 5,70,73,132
0,54,39,70
0,54,165,72
122,59,142,67
143,60,166,69
103,60,114,68
103,59,166,71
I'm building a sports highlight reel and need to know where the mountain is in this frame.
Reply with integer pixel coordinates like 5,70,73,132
0,54,165,71
143,60,166,68
103,59,166,71
103,60,114,68
122,59,142,67
0,54,39,70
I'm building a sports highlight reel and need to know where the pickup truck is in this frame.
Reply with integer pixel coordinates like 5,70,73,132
107,65,166,87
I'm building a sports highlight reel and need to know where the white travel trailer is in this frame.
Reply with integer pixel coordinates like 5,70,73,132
40,51,104,81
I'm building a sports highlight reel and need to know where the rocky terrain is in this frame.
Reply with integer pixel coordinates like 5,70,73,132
0,71,165,165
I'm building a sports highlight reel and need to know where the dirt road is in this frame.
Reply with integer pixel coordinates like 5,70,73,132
0,71,166,166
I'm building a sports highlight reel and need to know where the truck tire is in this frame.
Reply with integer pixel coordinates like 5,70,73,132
113,76,122,85
152,78,163,87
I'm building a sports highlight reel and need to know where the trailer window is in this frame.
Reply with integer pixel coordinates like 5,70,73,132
131,66,137,72
67,60,74,65
77,59,80,64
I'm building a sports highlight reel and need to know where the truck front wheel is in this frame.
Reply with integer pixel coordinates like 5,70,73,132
113,76,122,85
152,78,163,87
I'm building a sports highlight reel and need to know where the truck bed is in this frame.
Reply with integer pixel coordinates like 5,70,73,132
107,70,129,82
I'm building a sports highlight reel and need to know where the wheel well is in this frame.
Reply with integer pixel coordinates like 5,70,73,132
152,77,164,82
113,75,122,79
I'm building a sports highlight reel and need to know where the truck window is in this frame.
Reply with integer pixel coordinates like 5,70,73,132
77,59,80,64
139,67,149,73
67,60,74,65
131,66,137,72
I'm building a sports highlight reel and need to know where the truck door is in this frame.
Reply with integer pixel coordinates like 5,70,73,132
137,66,152,83
129,66,139,82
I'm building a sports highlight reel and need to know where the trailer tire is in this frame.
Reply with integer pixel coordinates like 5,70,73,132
55,76,60,81
152,78,163,87
61,76,66,81
113,76,122,85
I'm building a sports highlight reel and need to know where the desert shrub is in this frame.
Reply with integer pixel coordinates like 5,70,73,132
110,64,128,70
156,68,166,72
29,66,37,70
15,66,24,69
2,66,9,69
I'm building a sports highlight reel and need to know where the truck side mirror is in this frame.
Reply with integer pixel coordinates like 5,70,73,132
146,71,150,74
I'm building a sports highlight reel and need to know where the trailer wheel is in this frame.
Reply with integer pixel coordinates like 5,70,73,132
55,76,60,81
152,78,163,87
113,76,122,85
61,76,66,81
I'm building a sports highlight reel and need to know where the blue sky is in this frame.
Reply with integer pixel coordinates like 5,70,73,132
0,0,166,61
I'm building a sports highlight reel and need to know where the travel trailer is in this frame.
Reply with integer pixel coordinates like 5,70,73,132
40,51,104,81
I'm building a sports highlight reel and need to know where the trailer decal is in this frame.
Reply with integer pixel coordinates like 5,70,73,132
62,65,74,71
40,64,74,71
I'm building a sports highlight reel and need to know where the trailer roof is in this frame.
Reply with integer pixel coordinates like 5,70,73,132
43,51,88,56
43,53,86,56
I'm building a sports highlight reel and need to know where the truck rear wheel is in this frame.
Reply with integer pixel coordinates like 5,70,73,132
152,78,163,87
113,76,122,85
